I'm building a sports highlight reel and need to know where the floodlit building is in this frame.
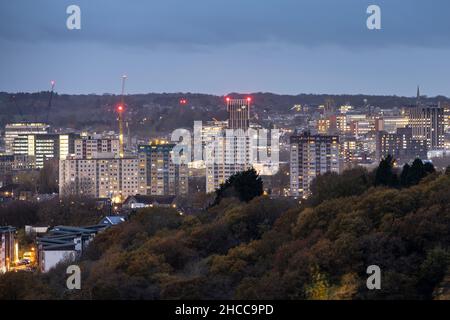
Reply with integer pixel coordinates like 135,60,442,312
138,142,188,196
74,134,120,159
317,119,331,135
341,136,357,169
12,133,79,168
444,106,450,132
206,98,253,193
377,127,428,164
382,116,409,134
59,157,145,203
189,120,227,170
336,114,350,134
290,132,340,198
205,130,252,193
4,123,49,154
409,105,444,149
339,105,353,114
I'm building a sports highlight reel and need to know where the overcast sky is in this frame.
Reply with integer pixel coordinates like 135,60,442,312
1,0,449,96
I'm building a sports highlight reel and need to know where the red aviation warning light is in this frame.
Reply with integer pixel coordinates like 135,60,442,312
117,104,124,113
225,97,231,102
246,97,252,103
179,99,187,105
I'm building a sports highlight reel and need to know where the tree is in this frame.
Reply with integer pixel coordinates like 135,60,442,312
417,248,449,298
37,159,59,194
423,162,436,175
445,166,450,176
374,155,398,187
309,167,372,206
400,159,435,188
407,158,426,186
0,201,39,228
400,163,411,187
305,266,331,300
214,168,263,205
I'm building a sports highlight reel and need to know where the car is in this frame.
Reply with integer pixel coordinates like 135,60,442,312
18,258,31,265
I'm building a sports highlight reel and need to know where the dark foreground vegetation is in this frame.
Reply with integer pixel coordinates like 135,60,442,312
1,161,450,300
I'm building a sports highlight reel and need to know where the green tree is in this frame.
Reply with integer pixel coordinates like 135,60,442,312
445,166,450,175
214,168,263,205
406,158,427,186
374,155,398,187
417,248,449,298
400,163,411,187
37,159,59,194
423,162,436,175
309,167,371,206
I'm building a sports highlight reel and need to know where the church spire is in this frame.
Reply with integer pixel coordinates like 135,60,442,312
416,85,421,106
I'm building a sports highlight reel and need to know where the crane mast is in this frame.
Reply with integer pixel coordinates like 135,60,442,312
118,75,127,158
46,80,56,123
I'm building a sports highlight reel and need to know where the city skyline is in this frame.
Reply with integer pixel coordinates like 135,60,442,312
2,0,450,304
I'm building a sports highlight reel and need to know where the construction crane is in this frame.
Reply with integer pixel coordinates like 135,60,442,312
117,75,127,158
45,80,56,123
10,94,24,121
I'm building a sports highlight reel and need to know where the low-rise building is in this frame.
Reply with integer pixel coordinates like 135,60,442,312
123,194,176,209
37,225,108,272
0,184,20,203
99,216,126,226
377,127,428,164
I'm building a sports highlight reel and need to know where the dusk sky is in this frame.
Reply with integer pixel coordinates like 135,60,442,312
1,0,450,96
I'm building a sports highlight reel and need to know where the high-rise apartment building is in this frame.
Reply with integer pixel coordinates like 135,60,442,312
336,114,349,134
138,142,188,196
206,98,253,193
443,105,450,132
59,157,145,202
409,105,444,149
340,136,357,169
205,130,252,193
74,134,120,159
290,132,340,198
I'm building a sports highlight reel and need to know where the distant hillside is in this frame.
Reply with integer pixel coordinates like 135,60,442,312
1,91,449,137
